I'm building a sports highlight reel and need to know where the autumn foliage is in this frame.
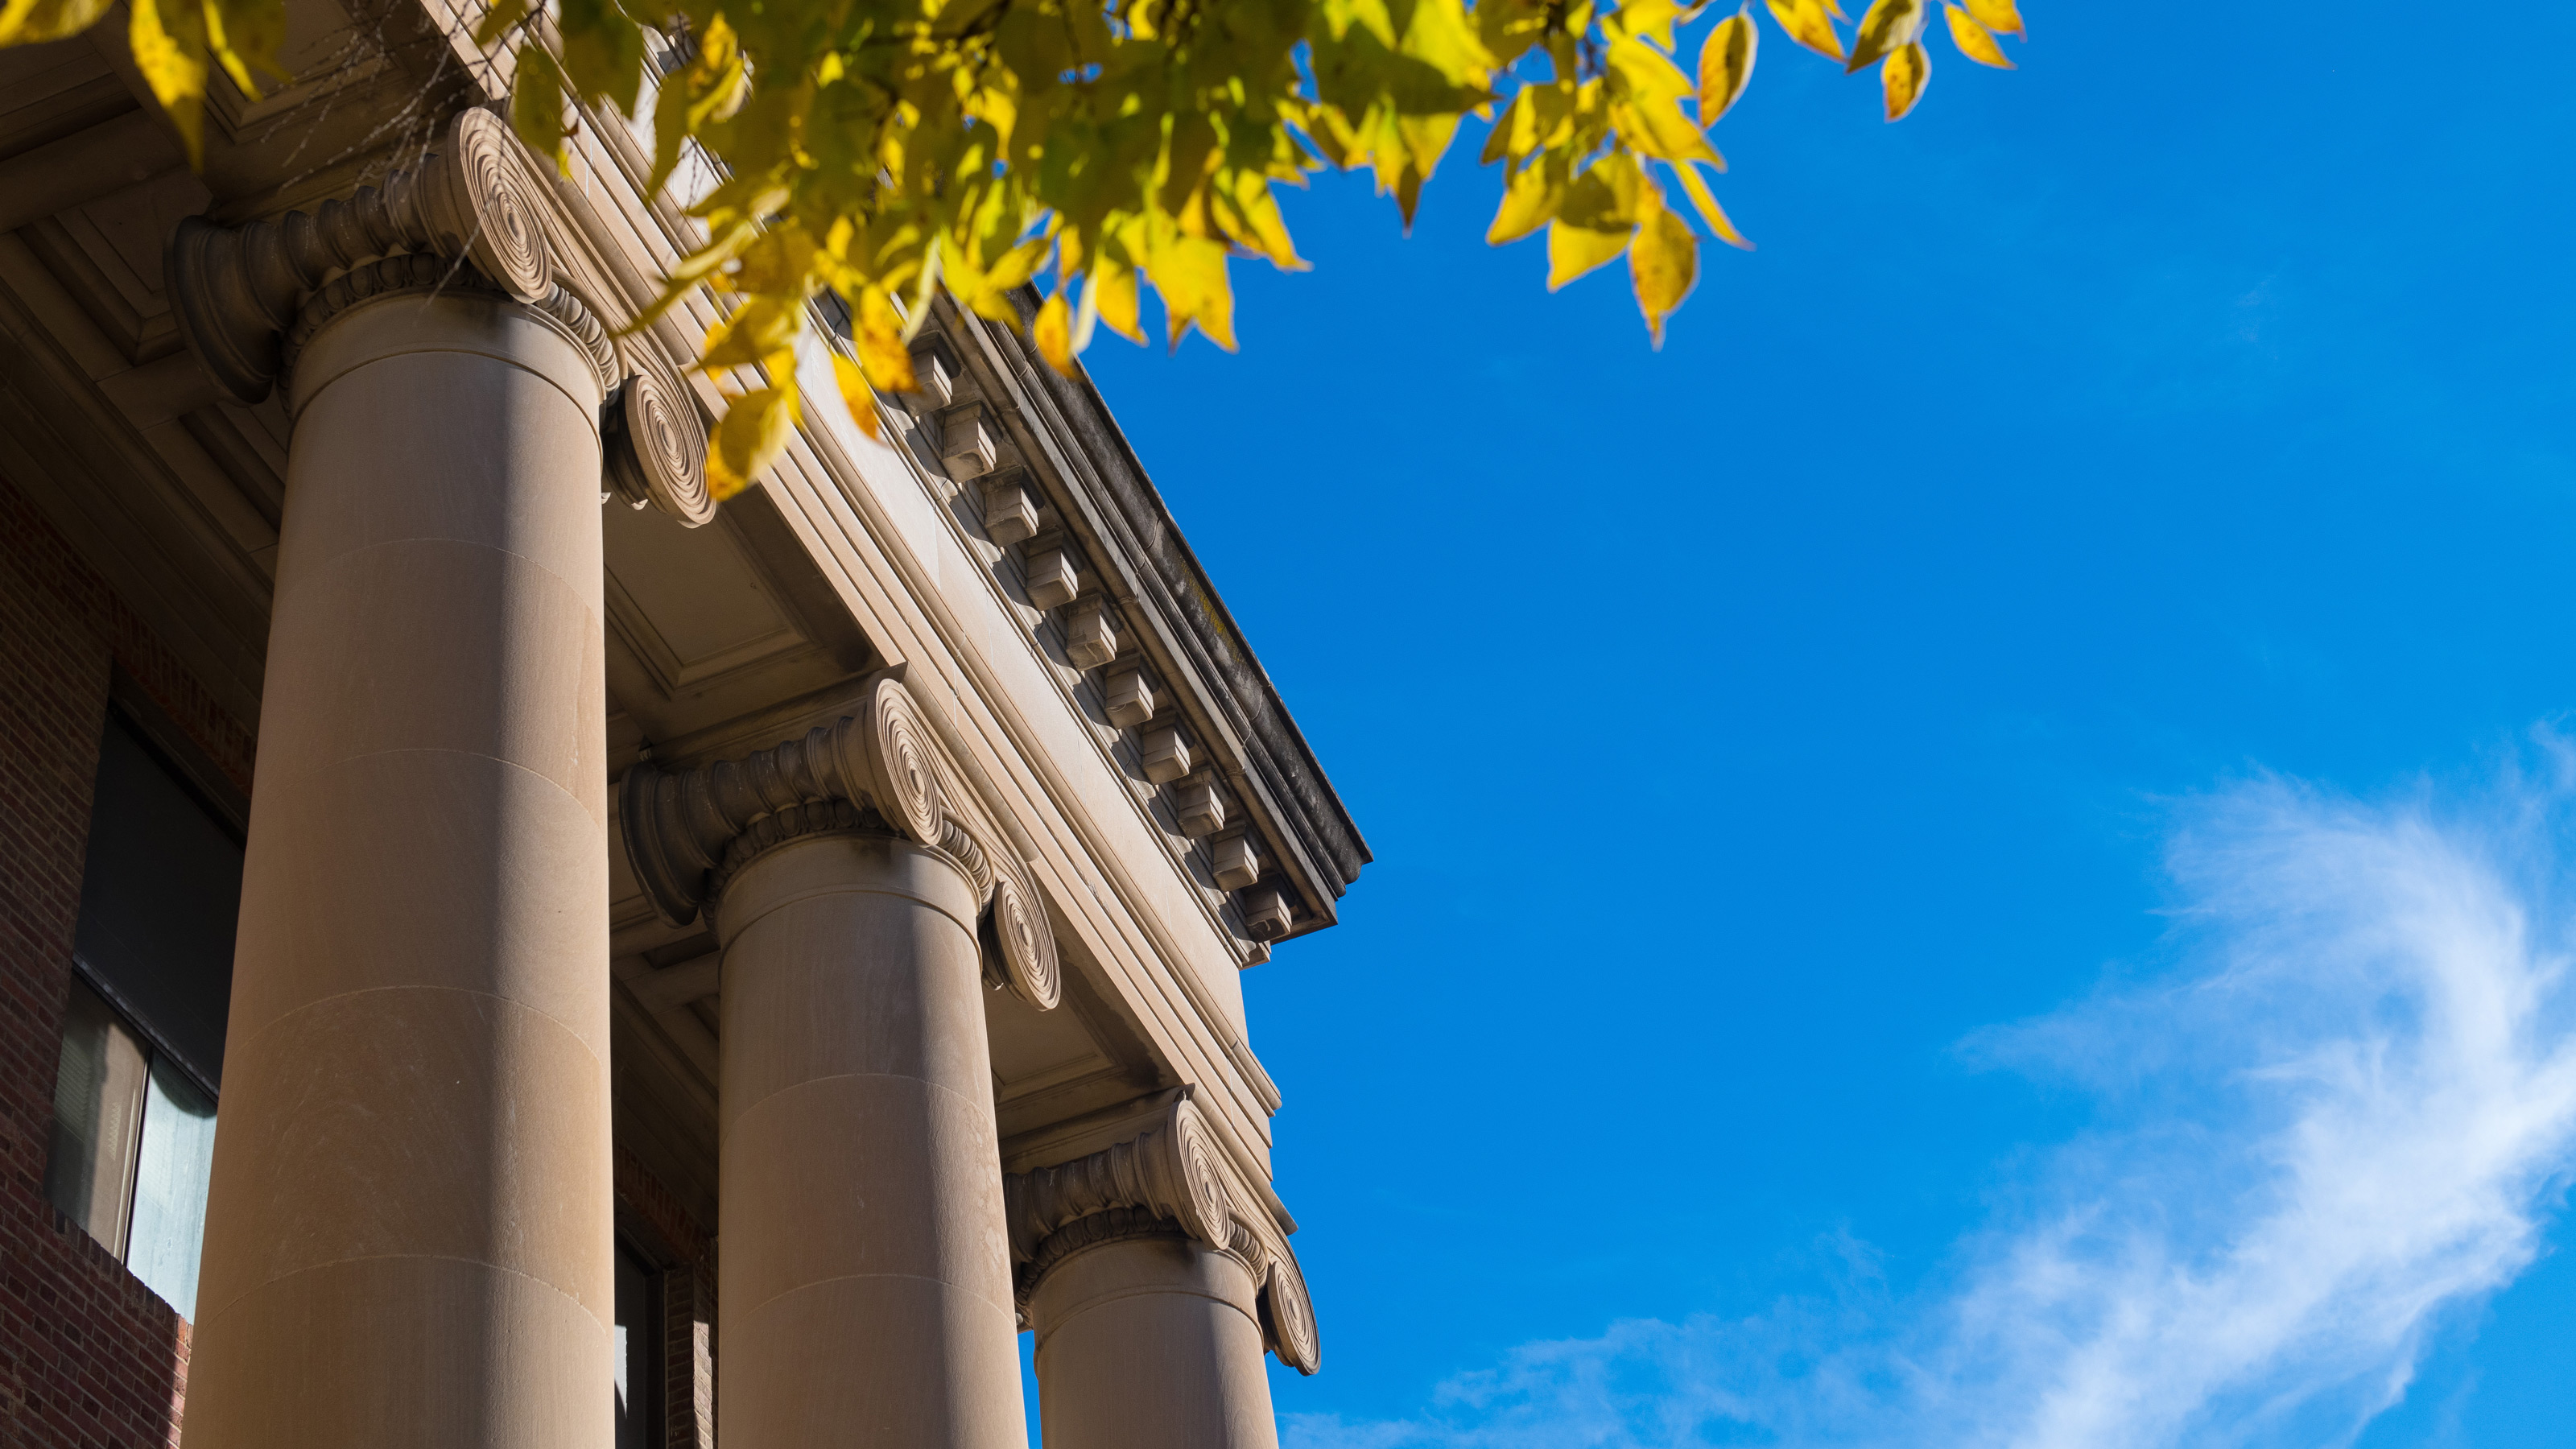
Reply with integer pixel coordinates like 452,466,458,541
1,0,2030,495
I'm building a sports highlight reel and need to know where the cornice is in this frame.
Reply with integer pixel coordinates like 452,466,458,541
954,301,1373,937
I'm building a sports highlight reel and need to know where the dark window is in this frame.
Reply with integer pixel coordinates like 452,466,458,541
43,709,242,1319
615,1241,666,1449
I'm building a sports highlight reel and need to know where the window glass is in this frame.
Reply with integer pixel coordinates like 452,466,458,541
72,712,241,1089
40,704,243,1319
614,1244,663,1449
127,1058,219,1318
44,977,147,1248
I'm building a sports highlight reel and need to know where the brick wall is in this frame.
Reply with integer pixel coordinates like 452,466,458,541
617,1146,717,1449
0,474,255,1449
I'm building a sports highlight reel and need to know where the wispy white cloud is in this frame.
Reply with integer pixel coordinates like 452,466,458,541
1290,746,2576,1449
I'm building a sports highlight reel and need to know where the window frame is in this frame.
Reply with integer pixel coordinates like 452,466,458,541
42,683,247,1318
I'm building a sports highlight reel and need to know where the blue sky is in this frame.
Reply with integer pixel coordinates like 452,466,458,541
1056,3,2576,1443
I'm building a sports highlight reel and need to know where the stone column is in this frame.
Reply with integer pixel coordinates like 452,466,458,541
621,679,1064,1449
165,111,699,1449
1006,1093,1323,1449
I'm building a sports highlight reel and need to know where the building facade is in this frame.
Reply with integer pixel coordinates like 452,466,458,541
0,7,1366,1445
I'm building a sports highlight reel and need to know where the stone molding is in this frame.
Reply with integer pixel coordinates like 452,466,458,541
1006,1090,1234,1264
603,370,717,526
620,673,1063,1010
1005,1090,1321,1373
170,108,551,403
950,300,1369,939
167,105,712,527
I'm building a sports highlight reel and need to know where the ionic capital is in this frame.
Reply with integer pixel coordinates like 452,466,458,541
621,674,1060,1009
168,107,713,526
1005,1088,1322,1372
171,109,551,403
1006,1091,1236,1265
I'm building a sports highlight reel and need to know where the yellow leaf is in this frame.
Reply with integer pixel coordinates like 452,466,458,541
1846,0,1926,72
701,297,803,370
1070,273,1100,356
1882,39,1930,119
693,14,748,122
830,353,882,442
126,0,207,165
706,384,799,502
1764,0,1842,61
1547,219,1633,291
969,236,1051,316
1212,169,1307,270
208,0,283,97
1480,90,1524,166
855,287,917,394
1629,192,1697,343
1488,159,1563,245
1148,235,1236,350
1942,3,2012,66
1612,0,1688,51
1608,37,1720,165
1962,0,2021,38
0,0,113,44
1034,290,1080,378
1092,257,1142,345
1398,0,1498,86
1674,162,1753,250
1698,7,1758,126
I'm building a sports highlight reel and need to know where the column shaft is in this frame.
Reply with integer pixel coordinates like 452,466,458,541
716,829,1027,1448
182,291,615,1448
1030,1228,1281,1449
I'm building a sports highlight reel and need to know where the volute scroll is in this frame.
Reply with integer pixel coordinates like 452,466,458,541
1003,1090,1235,1265
619,676,1060,1008
170,109,552,404
604,370,716,526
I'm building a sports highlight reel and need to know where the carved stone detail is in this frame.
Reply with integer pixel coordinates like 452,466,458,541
979,468,1039,545
1005,1091,1234,1265
1104,666,1156,729
171,109,553,403
604,370,717,526
621,675,1061,1009
938,399,999,479
1025,542,1080,611
1210,829,1261,890
278,255,617,398
1064,596,1119,670
623,675,937,924
1172,777,1224,838
906,333,961,408
277,251,492,366
1006,1090,1322,1371
1260,1239,1322,1374
166,107,716,522
1018,1204,1179,1298
1241,886,1293,942
525,282,620,386
1141,723,1191,783
981,848,1062,1010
